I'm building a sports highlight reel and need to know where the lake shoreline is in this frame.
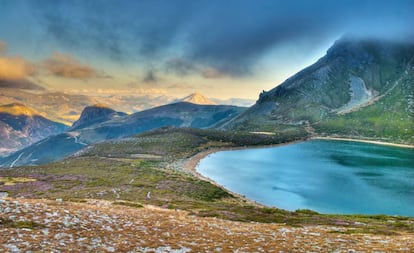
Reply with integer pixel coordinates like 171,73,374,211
182,139,306,207
182,139,305,175
183,136,414,176
312,137,414,149
182,137,414,212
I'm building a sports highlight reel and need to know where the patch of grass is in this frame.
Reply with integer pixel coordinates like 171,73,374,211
113,200,144,208
330,227,399,236
0,218,14,227
65,198,88,203
86,178,111,187
182,180,233,201
12,220,44,229
295,209,320,215
0,177,36,186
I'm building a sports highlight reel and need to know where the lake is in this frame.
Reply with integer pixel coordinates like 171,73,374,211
196,140,414,216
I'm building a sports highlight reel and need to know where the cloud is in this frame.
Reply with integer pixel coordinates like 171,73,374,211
164,58,197,76
201,67,227,79
0,40,35,80
41,52,108,80
6,0,414,78
0,41,6,55
0,40,108,82
164,57,228,79
0,56,35,80
142,69,158,83
167,83,194,89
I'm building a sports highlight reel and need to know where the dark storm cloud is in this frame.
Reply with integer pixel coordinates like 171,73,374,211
164,58,199,76
142,69,158,84
20,0,414,76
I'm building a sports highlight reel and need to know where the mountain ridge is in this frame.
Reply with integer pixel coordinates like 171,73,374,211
70,104,127,131
0,103,67,156
223,37,414,144
0,102,246,167
0,103,39,116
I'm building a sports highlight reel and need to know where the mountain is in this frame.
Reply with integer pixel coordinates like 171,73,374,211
0,89,99,125
224,37,414,144
179,93,217,105
0,102,246,167
70,104,127,131
0,103,67,156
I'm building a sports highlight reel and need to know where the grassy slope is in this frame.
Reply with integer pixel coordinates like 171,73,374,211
314,71,414,144
227,40,414,144
0,127,413,234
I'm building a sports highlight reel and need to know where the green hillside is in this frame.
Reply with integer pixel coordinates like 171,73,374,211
224,38,414,144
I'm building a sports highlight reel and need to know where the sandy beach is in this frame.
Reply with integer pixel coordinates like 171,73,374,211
312,136,414,149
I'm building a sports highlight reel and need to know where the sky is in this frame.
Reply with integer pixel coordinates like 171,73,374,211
0,0,413,99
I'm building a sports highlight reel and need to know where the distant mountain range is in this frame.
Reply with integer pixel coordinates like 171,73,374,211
1,37,413,167
0,103,67,156
0,80,253,124
224,37,414,144
0,102,246,167
0,88,99,124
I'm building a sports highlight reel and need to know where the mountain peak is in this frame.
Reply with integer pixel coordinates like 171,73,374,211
70,105,126,130
225,38,414,144
90,103,111,109
180,93,217,105
0,103,39,116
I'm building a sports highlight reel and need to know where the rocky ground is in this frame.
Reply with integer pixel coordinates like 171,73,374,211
1,198,413,252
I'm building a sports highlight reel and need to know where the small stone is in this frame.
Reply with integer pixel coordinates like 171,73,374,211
42,228,49,235
4,244,20,253
106,246,115,252
0,191,9,198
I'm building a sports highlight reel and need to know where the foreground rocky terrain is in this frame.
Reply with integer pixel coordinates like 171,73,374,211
1,197,413,252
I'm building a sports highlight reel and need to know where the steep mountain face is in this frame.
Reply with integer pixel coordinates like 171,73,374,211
179,93,217,105
225,38,414,143
0,103,68,156
0,102,246,167
70,104,127,131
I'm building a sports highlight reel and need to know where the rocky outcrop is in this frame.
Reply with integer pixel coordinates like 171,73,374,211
70,104,126,131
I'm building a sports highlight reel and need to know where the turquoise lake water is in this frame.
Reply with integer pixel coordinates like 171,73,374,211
196,140,414,216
